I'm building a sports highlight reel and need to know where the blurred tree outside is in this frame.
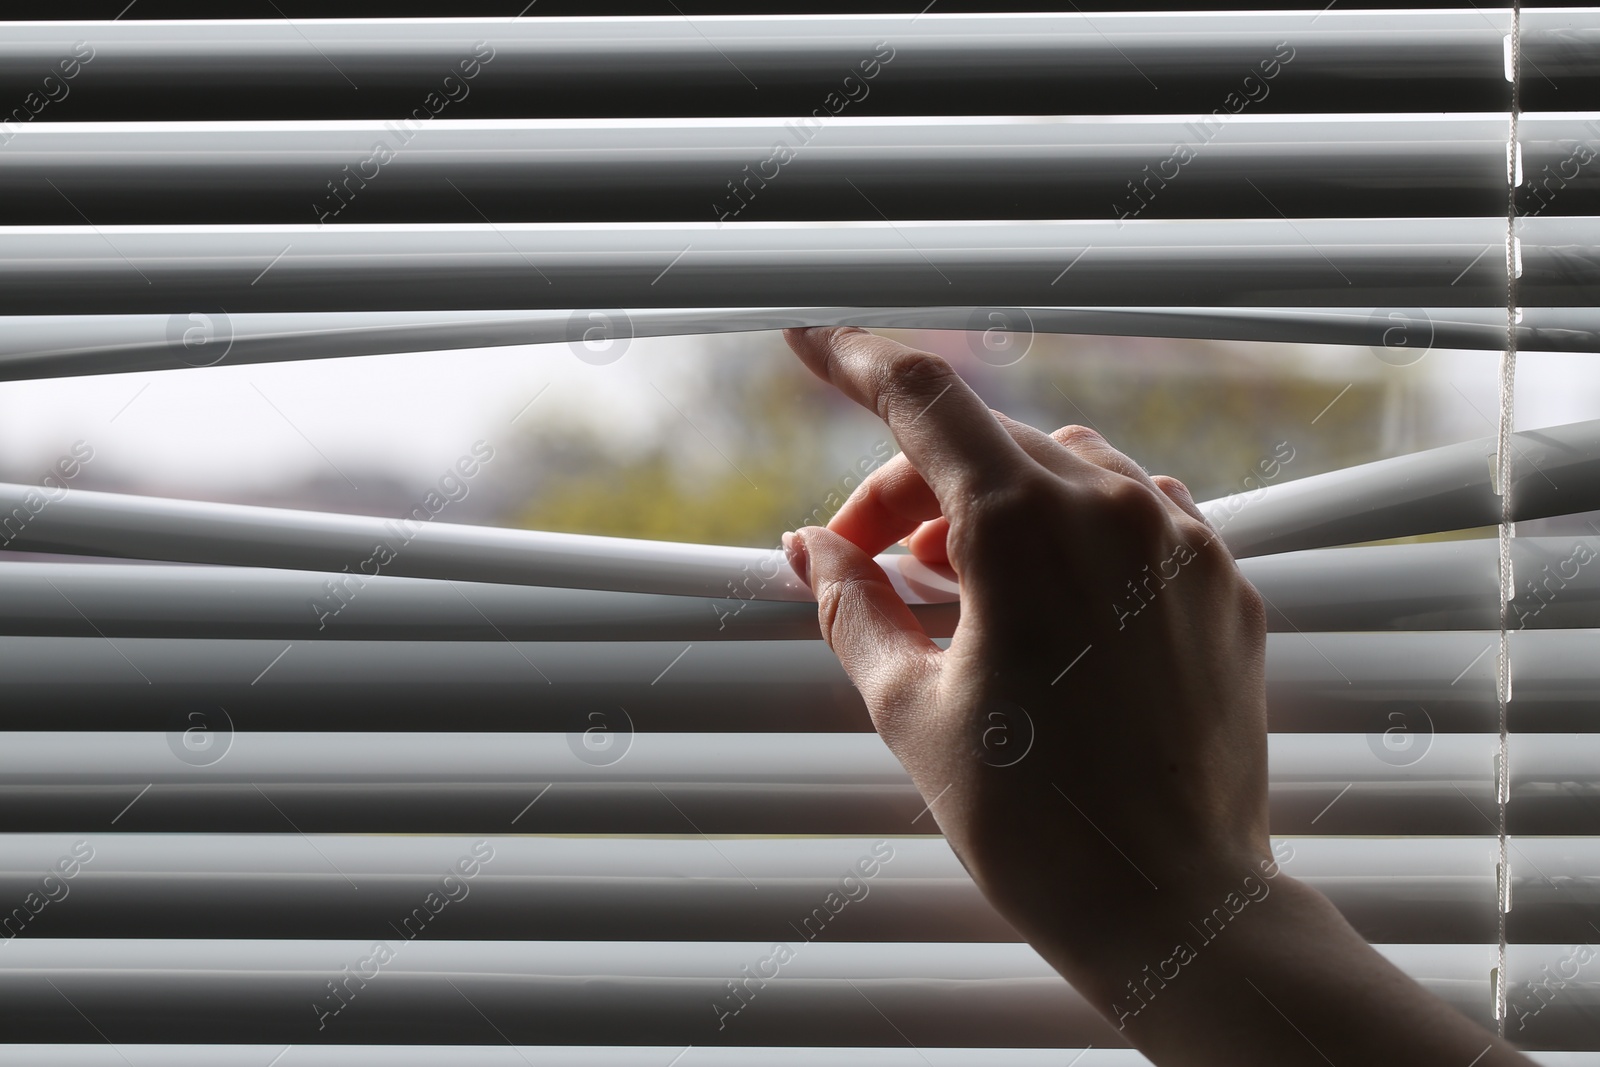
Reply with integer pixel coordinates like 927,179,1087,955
502,328,1446,548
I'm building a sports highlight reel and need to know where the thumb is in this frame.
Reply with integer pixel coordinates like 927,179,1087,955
786,525,941,730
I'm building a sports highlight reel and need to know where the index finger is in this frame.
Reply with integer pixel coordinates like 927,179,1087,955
783,326,1035,509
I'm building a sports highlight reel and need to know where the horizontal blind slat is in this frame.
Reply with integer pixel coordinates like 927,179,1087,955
6,114,1590,224
0,11,1526,85
5,306,1596,383
1,216,1560,313
0,732,1511,836
9,538,1581,639
0,939,1493,1046
11,421,1600,588
0,1049,1167,1067
0,833,1497,944
0,629,1536,732
1210,421,1600,557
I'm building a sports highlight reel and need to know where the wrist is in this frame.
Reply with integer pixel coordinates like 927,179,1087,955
1080,873,1340,1028
1011,848,1320,1016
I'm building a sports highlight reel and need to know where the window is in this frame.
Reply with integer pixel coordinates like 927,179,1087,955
0,4,1597,1063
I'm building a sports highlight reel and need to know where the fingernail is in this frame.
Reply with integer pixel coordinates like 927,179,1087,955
782,530,810,586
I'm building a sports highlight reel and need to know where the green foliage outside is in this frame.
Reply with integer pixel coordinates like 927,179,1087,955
506,330,1443,548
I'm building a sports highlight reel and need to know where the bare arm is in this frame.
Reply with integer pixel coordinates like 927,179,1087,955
780,325,1532,1066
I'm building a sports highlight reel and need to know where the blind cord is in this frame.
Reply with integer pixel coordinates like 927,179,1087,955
1496,0,1522,1036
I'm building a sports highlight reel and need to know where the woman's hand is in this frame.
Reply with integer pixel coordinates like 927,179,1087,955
781,325,1533,1066
780,325,1273,989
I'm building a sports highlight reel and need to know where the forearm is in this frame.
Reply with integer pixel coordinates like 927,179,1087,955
1031,874,1533,1067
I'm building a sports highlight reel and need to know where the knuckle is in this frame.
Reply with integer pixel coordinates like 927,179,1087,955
1175,525,1241,580
1196,530,1242,570
876,352,957,421
1151,474,1190,498
1097,477,1171,530
1050,424,1106,448
1174,514,1221,549
1236,576,1269,633
814,571,880,652
1239,576,1266,614
813,574,852,648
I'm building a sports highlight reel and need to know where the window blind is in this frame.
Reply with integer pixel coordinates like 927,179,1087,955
0,6,1597,1064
